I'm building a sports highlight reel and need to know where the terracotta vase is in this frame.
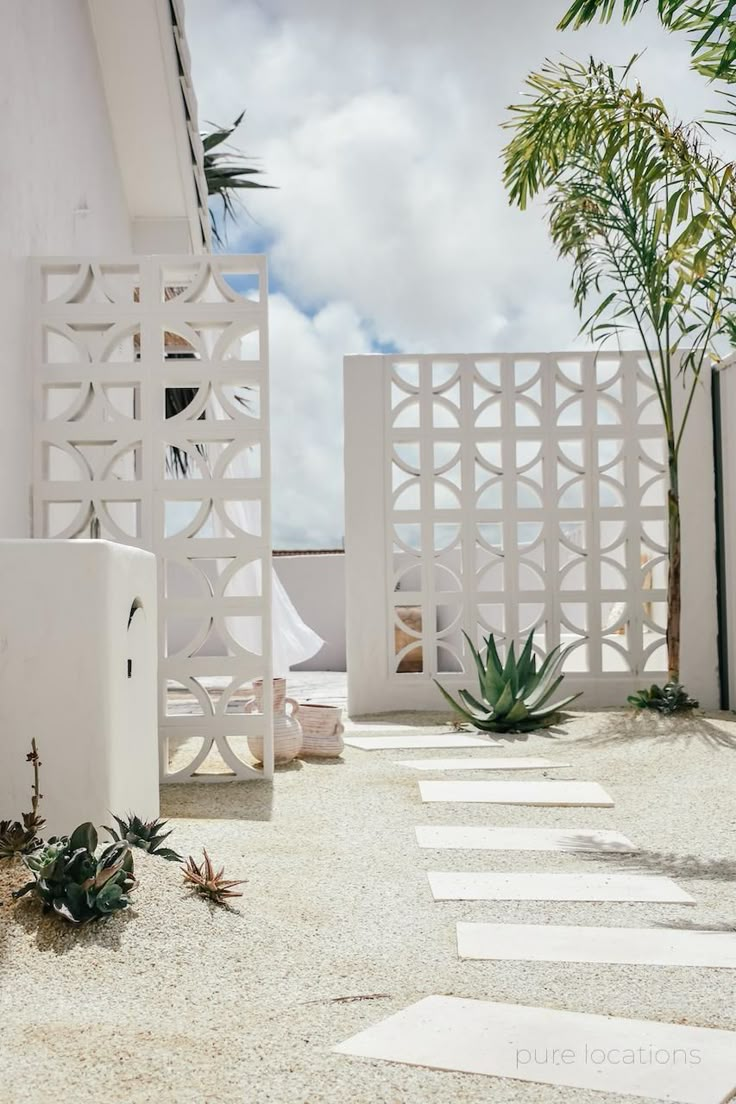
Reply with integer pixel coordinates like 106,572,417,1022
297,703,345,758
246,678,303,765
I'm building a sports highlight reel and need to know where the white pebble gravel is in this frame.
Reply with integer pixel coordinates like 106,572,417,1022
1,708,735,1104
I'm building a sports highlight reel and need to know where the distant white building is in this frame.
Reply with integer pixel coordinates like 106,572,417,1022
0,0,209,537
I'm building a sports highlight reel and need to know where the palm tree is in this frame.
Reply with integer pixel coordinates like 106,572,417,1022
559,1,736,82
162,112,271,475
503,55,736,684
202,111,272,247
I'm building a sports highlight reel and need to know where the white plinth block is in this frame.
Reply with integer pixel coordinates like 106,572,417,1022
0,540,159,835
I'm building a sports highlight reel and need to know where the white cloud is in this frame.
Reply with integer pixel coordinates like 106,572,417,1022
184,0,728,544
267,294,371,546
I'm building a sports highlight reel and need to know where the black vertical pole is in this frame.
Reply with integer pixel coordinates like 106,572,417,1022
712,366,730,710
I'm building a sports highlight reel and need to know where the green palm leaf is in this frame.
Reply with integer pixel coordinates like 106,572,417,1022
201,111,274,247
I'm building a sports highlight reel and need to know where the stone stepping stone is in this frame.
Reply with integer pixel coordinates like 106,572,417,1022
427,871,695,903
344,734,501,750
419,780,613,806
334,994,736,1103
414,826,636,852
399,757,568,771
457,923,736,967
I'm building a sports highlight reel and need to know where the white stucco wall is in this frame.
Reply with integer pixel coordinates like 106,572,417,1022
275,554,346,671
0,0,132,537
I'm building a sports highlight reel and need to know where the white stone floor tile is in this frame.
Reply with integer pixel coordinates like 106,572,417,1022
344,734,502,750
456,923,736,967
427,871,695,903
334,995,736,1103
418,780,614,805
399,756,566,771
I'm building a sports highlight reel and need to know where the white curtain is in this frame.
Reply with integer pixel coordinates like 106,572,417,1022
207,389,324,675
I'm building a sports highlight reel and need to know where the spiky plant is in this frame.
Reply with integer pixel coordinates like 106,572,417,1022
13,822,136,924
104,814,182,863
0,740,45,859
182,850,245,906
202,111,272,247
628,682,699,715
434,630,581,733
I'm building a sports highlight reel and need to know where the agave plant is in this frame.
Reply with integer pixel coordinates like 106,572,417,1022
182,850,245,907
104,814,182,863
13,822,136,924
0,739,45,860
627,682,699,715
434,630,581,733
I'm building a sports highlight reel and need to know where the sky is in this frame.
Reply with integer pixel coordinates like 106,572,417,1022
184,0,726,549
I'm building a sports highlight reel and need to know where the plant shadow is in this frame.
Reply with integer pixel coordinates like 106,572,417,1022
298,756,346,767
10,894,134,954
562,837,736,883
569,711,736,751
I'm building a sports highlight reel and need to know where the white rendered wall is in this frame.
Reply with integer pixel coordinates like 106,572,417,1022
0,540,159,836
0,1,132,538
275,554,347,671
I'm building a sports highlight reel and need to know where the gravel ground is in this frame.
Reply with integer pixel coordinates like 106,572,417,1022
1,708,736,1104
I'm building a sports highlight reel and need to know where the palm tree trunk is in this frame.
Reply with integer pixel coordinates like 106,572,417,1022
666,444,681,682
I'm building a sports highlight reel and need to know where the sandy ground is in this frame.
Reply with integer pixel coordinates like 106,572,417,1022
1,708,736,1104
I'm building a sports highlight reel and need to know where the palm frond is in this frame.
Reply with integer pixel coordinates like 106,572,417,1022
558,1,736,84
201,111,274,247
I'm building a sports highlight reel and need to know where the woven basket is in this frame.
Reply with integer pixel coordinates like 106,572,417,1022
298,703,344,758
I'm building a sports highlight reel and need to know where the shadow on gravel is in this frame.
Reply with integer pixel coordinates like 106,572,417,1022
565,840,736,883
570,712,736,750
653,918,736,931
10,894,134,953
161,781,275,822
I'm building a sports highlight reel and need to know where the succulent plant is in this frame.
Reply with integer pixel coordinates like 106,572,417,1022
104,813,182,862
627,682,699,715
182,850,244,906
434,630,581,733
0,740,46,860
13,822,136,924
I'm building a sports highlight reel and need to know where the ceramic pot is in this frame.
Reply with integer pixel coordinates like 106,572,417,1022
297,703,345,758
246,678,303,765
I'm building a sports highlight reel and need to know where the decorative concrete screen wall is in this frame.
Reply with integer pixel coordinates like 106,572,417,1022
33,257,274,779
345,353,718,714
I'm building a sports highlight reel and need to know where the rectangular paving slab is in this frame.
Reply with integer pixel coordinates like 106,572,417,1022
457,923,736,967
399,757,567,771
344,734,502,750
418,780,614,805
333,995,736,1103
427,871,695,903
415,826,637,852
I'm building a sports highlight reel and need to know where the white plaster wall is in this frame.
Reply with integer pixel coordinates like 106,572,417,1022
275,554,346,671
0,0,132,537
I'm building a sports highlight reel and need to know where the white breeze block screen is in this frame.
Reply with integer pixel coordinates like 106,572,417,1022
344,352,717,713
0,540,158,836
32,257,274,780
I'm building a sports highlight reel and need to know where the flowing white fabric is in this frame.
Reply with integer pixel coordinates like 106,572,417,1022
207,389,324,675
